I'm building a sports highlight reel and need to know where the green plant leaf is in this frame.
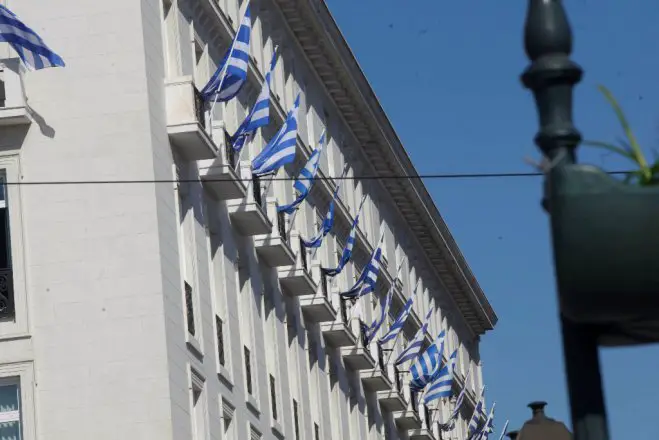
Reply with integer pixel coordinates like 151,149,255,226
582,140,636,161
597,85,651,180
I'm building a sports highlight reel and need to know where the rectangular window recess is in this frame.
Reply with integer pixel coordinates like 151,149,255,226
185,282,196,336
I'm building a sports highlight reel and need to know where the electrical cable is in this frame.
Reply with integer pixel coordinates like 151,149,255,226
0,170,631,186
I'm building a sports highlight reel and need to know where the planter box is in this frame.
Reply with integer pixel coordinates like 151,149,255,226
549,164,659,345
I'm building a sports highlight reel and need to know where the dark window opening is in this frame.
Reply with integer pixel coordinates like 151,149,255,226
270,375,278,420
185,282,195,336
0,179,14,319
216,315,225,366
244,347,253,395
293,399,300,440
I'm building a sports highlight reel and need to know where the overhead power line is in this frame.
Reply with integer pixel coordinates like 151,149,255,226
0,170,631,186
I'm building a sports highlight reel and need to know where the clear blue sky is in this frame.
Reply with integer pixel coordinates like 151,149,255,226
326,1,659,438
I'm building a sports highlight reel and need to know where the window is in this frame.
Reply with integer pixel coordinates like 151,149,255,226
185,282,195,336
244,346,253,395
216,315,225,366
314,422,320,440
0,379,21,439
293,399,300,440
307,338,317,367
250,425,262,440
0,68,5,107
176,174,199,342
161,0,178,77
269,375,278,420
222,399,235,440
190,374,207,440
0,175,13,319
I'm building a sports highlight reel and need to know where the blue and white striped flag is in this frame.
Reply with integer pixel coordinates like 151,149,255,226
278,130,325,214
365,284,393,345
0,5,65,70
365,258,406,344
395,307,433,366
409,330,446,392
467,388,486,439
340,233,384,300
230,49,277,151
379,280,418,345
424,349,458,404
302,183,338,249
447,369,472,424
252,93,301,176
200,3,251,102
476,403,496,440
322,195,366,277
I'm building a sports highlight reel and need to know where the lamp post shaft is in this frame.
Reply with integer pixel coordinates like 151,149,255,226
520,1,610,440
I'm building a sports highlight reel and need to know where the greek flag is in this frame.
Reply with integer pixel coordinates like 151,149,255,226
323,195,366,277
200,3,251,102
394,307,433,366
302,184,338,248
475,403,496,440
0,5,65,70
446,371,472,425
340,233,384,300
379,280,418,344
424,349,458,404
230,49,277,151
278,130,325,214
365,284,393,345
467,388,486,439
252,94,301,176
409,330,446,392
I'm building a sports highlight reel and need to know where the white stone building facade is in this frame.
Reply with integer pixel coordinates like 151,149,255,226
0,0,497,439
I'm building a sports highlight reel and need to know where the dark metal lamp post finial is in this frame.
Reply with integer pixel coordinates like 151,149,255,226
521,0,583,163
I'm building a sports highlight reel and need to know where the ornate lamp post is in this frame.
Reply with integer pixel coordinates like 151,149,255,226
520,0,659,439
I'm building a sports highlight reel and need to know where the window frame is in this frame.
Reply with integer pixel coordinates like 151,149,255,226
0,156,27,338
0,362,35,440
189,369,208,440
174,163,203,356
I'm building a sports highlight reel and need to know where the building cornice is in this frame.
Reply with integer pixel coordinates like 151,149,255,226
272,0,497,335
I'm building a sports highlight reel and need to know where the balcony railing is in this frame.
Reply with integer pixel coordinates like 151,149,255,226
394,365,403,393
377,344,387,376
224,130,238,169
252,175,263,209
410,390,419,414
0,269,14,319
277,211,288,245
340,297,349,323
321,272,329,298
193,86,206,130
299,237,308,273
424,405,433,429
360,321,369,348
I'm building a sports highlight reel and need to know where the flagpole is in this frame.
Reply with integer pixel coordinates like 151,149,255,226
430,364,471,431
365,255,406,344
233,132,254,172
208,0,251,138
310,164,349,261
286,207,299,236
384,277,420,365
262,171,276,200
497,420,509,440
